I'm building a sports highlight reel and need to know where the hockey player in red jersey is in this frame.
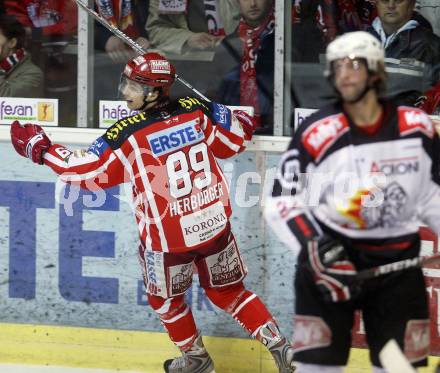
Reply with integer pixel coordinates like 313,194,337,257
10,52,295,373
265,31,440,372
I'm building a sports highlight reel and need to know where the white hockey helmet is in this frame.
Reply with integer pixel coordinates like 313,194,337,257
324,31,384,77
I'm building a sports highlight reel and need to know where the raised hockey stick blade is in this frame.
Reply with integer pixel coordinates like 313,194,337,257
356,254,440,281
379,339,416,373
74,0,210,102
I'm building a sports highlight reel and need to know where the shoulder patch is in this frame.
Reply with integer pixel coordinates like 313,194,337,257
301,114,349,161
178,96,209,112
210,103,231,130
398,106,434,138
87,136,109,157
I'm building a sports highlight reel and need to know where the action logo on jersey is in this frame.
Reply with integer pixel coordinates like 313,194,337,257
147,119,204,157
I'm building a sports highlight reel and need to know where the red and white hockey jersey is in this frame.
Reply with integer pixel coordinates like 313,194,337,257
44,97,249,253
265,101,440,262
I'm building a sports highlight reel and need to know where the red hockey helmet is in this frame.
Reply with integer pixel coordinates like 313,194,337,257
122,52,176,88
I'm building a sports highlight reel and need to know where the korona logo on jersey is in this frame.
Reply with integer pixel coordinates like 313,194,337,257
147,120,204,157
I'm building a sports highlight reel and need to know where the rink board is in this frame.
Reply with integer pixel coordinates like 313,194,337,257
0,139,295,338
0,323,438,373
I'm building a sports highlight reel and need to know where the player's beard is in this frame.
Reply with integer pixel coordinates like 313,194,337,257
339,79,372,104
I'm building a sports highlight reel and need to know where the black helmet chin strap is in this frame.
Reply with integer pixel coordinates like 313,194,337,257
138,89,171,111
344,81,373,104
136,87,160,111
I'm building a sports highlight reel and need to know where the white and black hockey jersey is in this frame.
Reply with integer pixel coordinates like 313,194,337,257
265,101,440,265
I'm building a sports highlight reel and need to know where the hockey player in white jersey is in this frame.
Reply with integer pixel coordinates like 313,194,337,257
265,31,440,372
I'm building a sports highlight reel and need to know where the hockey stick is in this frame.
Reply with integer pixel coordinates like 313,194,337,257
74,0,211,102
379,339,416,373
356,254,440,281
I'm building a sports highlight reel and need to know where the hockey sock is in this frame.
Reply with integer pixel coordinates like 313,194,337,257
148,293,198,351
204,282,274,335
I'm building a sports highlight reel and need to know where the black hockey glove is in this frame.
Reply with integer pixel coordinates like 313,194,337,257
307,235,359,303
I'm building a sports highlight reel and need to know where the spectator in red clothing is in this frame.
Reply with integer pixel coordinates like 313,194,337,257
4,1,78,125
4,0,77,37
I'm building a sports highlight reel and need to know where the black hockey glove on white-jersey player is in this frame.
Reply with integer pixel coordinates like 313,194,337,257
307,235,359,302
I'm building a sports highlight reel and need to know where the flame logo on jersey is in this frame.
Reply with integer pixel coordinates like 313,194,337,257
336,189,371,229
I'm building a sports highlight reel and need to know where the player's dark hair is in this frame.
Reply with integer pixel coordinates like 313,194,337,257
0,15,26,50
372,62,387,96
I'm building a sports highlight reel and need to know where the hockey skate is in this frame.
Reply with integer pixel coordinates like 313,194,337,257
269,337,296,373
163,334,215,373
256,321,296,373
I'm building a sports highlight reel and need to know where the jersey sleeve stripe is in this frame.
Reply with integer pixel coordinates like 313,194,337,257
57,154,117,182
216,131,241,152
44,152,69,168
115,147,153,252
206,126,215,145
128,136,169,252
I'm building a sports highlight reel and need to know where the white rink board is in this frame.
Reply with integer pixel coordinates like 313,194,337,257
0,139,295,338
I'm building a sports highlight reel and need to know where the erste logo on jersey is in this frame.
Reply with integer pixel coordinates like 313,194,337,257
147,120,204,157
398,107,434,138
302,114,349,161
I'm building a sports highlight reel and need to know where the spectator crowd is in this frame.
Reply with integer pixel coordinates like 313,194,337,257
0,0,439,129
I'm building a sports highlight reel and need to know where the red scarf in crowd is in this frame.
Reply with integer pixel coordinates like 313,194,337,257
158,0,226,36
95,0,138,38
238,8,275,127
0,48,26,75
